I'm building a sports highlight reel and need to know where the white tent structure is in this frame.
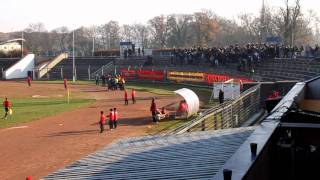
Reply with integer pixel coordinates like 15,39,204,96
174,88,200,118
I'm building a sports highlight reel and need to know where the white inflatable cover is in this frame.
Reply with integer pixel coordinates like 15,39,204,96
174,88,200,117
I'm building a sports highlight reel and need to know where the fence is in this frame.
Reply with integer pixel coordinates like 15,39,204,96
166,84,261,135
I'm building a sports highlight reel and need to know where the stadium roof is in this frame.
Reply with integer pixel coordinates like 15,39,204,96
43,127,255,180
0,38,25,45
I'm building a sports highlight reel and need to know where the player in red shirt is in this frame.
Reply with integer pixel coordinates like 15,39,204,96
2,97,11,119
150,98,157,123
124,90,128,105
27,76,32,87
113,108,118,129
99,111,106,133
64,78,68,90
107,109,114,130
131,89,136,104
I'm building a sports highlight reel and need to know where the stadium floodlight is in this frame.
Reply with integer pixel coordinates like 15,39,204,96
21,31,24,58
72,30,75,82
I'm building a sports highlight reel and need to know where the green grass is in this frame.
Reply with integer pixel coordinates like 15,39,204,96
146,115,197,134
125,81,213,104
33,80,95,85
0,98,95,129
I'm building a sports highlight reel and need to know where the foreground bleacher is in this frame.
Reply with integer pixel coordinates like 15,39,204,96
43,127,254,180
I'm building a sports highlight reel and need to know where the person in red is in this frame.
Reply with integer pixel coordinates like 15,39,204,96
131,89,136,104
2,97,11,119
64,78,68,90
177,100,188,118
150,98,157,123
27,76,32,87
107,108,114,130
99,111,106,133
113,108,118,129
124,90,128,105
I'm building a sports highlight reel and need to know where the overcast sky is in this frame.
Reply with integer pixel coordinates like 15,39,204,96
1,0,319,32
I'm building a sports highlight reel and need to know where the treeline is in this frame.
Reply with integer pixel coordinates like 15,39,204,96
4,0,320,56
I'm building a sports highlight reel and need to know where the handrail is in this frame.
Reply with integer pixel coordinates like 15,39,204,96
166,84,261,135
37,53,68,78
90,61,114,77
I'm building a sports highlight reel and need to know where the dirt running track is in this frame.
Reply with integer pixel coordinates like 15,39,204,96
0,81,178,180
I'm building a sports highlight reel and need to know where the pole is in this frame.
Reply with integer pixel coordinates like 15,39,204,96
92,37,95,57
72,30,75,82
88,65,91,80
21,31,24,58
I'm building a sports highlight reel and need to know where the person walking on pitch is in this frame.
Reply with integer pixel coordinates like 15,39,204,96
2,97,11,120
131,89,136,104
113,108,118,129
99,111,106,133
108,108,114,130
124,90,128,105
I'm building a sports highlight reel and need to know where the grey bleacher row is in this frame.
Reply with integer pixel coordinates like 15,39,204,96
42,57,115,80
38,56,320,82
254,59,320,82
43,127,255,180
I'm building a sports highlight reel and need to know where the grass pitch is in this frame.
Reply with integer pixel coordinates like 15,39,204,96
0,98,94,129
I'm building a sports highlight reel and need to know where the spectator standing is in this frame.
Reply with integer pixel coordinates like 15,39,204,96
219,89,224,104
150,98,157,123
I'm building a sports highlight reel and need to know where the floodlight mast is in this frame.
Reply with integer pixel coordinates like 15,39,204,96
73,30,75,82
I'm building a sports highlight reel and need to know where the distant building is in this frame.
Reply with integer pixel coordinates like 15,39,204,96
0,38,25,54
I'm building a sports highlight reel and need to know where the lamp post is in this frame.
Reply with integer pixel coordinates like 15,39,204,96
92,36,95,57
72,30,75,82
21,30,24,58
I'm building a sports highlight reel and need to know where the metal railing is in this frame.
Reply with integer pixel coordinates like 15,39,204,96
91,61,114,78
166,84,261,135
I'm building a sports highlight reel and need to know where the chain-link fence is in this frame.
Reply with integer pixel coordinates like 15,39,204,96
167,84,261,134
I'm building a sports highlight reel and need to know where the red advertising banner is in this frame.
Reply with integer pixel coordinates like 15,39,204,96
120,69,136,79
206,74,231,84
206,73,254,84
137,70,164,81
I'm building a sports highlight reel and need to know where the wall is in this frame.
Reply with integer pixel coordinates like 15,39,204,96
4,54,35,79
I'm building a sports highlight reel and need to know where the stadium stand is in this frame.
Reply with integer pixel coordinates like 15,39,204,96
43,127,255,180
254,58,320,82
0,58,20,78
41,57,115,80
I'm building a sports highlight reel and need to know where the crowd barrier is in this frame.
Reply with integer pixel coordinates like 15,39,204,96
120,69,253,84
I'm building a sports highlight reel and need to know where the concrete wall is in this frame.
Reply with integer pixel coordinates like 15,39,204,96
4,54,35,79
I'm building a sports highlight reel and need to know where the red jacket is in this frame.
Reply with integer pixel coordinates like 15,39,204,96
99,115,106,124
113,111,118,121
27,77,32,83
124,91,128,99
150,102,157,112
109,112,114,121
64,79,68,87
3,100,10,108
132,90,136,97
